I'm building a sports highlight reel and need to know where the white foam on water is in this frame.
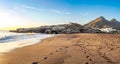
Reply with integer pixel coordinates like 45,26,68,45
0,31,55,55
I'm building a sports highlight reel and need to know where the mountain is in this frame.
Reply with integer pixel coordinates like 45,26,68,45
109,18,120,29
84,16,120,30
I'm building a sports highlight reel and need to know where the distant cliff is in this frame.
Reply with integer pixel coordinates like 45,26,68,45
10,22,86,34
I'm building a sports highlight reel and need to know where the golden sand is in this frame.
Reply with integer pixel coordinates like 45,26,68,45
0,33,120,64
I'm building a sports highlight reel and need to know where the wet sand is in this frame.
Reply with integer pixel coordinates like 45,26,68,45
0,33,120,64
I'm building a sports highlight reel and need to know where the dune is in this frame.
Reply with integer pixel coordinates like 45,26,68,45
0,33,120,64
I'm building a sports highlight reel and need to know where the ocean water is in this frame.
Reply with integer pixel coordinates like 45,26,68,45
0,31,54,55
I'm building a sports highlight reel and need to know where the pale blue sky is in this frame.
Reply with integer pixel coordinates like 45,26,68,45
0,0,120,29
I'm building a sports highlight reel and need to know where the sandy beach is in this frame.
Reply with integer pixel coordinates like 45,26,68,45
0,33,120,64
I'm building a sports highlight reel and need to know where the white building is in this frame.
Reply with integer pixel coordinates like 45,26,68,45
100,28,116,33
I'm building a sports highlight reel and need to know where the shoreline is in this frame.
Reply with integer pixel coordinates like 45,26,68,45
0,33,120,64
0,34,55,55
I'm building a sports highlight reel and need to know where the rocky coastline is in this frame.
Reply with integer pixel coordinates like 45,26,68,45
10,22,120,34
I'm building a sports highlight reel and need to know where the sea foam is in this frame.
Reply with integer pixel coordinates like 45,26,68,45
0,31,54,55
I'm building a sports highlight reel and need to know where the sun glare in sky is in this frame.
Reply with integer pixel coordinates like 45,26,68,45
0,4,42,30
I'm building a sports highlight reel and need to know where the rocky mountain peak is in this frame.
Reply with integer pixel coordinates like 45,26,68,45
94,16,107,22
99,16,105,19
84,16,120,29
110,18,118,22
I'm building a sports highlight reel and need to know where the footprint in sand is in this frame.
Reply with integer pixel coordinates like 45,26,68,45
50,53,53,55
59,48,63,50
49,48,61,57
84,50,87,54
44,57,48,60
89,58,93,61
86,62,89,64
65,46,69,48
86,56,89,58
110,48,114,51
32,62,40,64
85,55,94,63
81,48,83,50
56,50,58,52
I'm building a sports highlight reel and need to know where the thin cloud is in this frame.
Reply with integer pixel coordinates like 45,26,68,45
50,9,71,14
13,5,44,13
13,5,71,15
20,5,43,11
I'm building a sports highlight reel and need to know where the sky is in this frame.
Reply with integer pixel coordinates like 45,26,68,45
0,0,120,30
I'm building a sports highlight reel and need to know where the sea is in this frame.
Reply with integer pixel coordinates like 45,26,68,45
0,30,54,55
